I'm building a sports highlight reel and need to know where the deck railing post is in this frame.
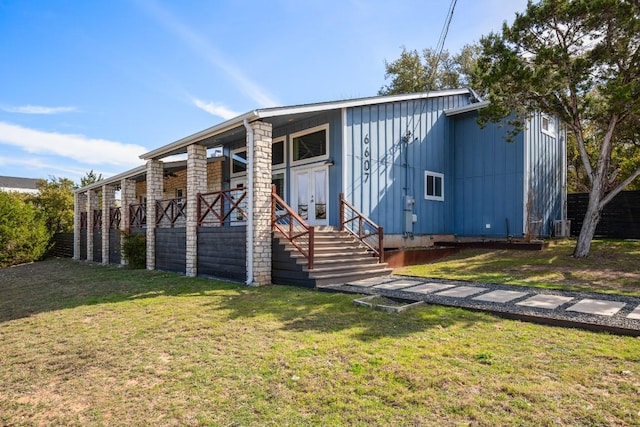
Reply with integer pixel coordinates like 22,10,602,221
339,193,345,231
378,226,384,262
308,226,315,270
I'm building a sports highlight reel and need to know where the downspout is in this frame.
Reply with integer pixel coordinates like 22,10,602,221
243,119,254,285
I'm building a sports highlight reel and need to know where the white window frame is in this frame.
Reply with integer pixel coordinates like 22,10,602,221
541,114,556,138
230,147,248,177
272,136,286,169
424,171,444,201
290,124,330,167
272,169,287,199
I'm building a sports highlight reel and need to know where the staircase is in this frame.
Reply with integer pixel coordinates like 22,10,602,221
272,227,392,287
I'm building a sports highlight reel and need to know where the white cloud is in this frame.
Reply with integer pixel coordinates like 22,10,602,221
0,156,115,180
1,105,78,114
137,0,279,108
192,98,239,120
0,122,147,168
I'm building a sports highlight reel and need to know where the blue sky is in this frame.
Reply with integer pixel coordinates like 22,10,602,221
0,0,528,183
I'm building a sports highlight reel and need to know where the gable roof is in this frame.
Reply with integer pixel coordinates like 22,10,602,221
141,88,476,160
0,175,40,191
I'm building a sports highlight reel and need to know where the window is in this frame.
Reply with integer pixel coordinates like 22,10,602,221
175,189,183,206
273,137,285,167
424,171,444,201
541,114,556,138
231,148,247,176
272,172,285,199
291,124,329,165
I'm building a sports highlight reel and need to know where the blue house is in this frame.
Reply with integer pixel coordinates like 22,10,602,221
74,88,567,286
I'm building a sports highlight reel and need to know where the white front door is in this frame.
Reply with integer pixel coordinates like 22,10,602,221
230,177,247,224
293,166,328,226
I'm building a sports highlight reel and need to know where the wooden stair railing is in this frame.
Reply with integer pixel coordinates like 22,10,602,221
339,193,384,263
271,185,315,269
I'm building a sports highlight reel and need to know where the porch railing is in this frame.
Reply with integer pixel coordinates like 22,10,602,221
129,203,146,229
109,207,121,229
156,198,186,228
272,185,315,269
93,210,102,229
339,193,384,263
197,187,247,226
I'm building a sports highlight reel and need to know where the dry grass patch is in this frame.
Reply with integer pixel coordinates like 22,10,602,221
1,259,639,426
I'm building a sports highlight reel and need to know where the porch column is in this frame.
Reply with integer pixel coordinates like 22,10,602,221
146,159,163,270
87,189,97,262
186,144,207,277
120,178,137,265
102,184,115,265
249,121,273,285
73,192,87,260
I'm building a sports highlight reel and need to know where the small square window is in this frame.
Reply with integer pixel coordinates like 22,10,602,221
291,125,329,165
425,171,444,201
231,148,247,175
541,114,556,138
273,138,285,167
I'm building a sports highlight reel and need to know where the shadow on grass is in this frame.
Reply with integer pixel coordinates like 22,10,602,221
0,258,498,341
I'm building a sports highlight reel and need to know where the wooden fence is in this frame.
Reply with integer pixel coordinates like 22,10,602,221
568,190,640,239
50,233,74,258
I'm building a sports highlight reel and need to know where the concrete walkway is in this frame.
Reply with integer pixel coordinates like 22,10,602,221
320,275,640,336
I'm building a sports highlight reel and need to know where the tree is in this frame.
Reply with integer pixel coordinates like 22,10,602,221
0,191,50,268
80,170,103,187
379,44,481,95
473,0,640,257
30,177,76,234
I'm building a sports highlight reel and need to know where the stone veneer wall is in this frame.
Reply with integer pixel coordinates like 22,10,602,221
186,144,208,276
102,184,115,265
73,192,87,260
250,121,273,285
146,160,163,270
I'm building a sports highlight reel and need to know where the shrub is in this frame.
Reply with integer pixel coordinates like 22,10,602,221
0,191,51,268
121,231,146,268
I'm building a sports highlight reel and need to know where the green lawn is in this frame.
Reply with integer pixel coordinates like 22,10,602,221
1,258,639,426
397,239,640,297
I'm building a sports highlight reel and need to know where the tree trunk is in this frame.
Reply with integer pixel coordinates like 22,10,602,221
573,183,603,258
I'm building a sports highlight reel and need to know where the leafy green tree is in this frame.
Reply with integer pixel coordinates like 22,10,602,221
80,170,103,187
0,191,50,268
473,0,640,257
379,44,481,95
31,177,76,234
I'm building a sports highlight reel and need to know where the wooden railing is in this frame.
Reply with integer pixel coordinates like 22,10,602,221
93,210,102,229
156,198,186,228
129,203,146,229
197,188,247,226
109,207,121,229
271,185,315,269
339,193,384,263
80,212,87,229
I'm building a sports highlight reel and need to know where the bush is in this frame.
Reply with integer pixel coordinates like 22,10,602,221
0,191,51,268
121,231,146,268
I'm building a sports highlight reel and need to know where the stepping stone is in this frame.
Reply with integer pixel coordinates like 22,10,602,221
404,282,455,294
347,276,396,287
566,299,626,316
627,305,640,320
517,294,574,309
435,286,486,298
473,290,528,303
373,279,423,290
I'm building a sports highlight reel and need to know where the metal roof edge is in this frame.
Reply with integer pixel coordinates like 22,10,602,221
140,110,259,160
444,100,490,117
74,164,146,193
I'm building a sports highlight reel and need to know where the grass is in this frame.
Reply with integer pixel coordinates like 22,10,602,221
1,258,639,426
396,239,640,297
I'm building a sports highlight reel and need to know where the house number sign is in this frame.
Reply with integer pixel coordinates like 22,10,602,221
363,134,370,183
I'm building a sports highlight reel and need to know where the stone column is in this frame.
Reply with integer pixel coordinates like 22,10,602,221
102,184,115,265
73,192,87,260
186,144,208,277
146,160,163,270
249,121,273,285
87,189,97,262
120,178,137,265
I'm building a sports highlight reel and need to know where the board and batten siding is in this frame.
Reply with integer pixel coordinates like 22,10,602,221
345,94,469,235
452,112,525,237
524,113,566,237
